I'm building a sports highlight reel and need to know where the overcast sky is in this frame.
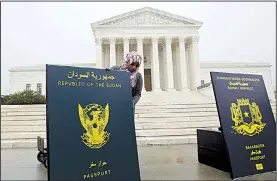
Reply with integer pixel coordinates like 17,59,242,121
1,2,276,95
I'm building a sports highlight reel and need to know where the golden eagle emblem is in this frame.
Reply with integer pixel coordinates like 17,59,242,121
230,98,266,136
78,103,110,149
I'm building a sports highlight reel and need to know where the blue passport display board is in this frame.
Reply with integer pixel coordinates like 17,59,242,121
46,65,141,181
210,72,276,179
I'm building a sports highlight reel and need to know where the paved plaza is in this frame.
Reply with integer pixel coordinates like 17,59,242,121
1,144,275,180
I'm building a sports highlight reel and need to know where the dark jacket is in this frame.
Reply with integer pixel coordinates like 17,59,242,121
110,65,143,106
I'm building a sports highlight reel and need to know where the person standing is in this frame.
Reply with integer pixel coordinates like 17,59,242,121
107,51,143,115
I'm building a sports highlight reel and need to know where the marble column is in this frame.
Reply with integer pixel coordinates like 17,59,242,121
151,37,161,91
174,44,179,90
162,43,167,91
185,43,190,88
123,37,129,58
189,36,200,91
165,37,174,90
95,38,103,68
109,37,116,67
136,37,145,91
178,37,188,90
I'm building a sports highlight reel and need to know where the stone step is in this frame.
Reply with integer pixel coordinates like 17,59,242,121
1,108,275,119
5,115,274,127
137,135,197,145
1,105,46,109
1,103,217,109
1,115,46,121
1,139,47,149
1,111,46,116
1,135,198,148
135,108,219,113
1,126,47,132
137,121,219,129
1,132,46,140
1,101,274,108
0,108,218,116
1,106,275,115
138,112,218,118
136,116,219,122
1,107,46,113
137,104,217,109
0,116,219,126
0,104,217,112
136,128,202,137
1,112,219,121
3,105,273,113
1,120,46,126
1,120,219,132
1,103,274,113
1,115,274,126
1,127,206,140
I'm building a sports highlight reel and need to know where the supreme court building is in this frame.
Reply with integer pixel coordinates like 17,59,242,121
91,7,202,92
9,7,275,97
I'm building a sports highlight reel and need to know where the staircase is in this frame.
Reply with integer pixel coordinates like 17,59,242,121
2,99,276,148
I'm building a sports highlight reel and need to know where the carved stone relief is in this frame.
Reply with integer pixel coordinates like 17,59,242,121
100,11,194,26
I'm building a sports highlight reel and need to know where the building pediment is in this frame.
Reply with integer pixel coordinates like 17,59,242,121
91,7,203,29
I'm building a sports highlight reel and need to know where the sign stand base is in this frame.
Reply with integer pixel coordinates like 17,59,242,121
36,136,48,169
197,128,231,173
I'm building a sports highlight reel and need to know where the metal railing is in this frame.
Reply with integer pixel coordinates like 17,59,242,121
197,81,212,90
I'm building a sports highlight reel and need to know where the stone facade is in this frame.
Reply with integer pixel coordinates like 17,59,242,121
8,62,274,96
92,7,202,91
8,7,275,97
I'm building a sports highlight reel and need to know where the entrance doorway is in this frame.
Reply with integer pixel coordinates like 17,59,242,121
144,69,152,91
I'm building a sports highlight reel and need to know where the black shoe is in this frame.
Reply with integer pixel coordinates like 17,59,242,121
218,127,222,131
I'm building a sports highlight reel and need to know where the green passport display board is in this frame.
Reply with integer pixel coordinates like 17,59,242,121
46,65,141,181
210,71,276,179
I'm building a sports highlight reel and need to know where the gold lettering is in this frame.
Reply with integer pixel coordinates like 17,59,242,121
68,71,74,78
228,86,238,90
96,83,105,87
250,155,265,161
251,150,262,156
78,72,90,79
241,77,260,82
256,163,264,170
216,76,259,82
83,169,111,179
57,81,86,87
229,81,238,86
91,72,102,80
240,86,254,90
229,81,249,86
102,75,108,80
106,83,121,88
245,144,265,150
87,83,93,86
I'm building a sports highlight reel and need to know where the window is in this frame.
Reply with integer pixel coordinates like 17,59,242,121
37,83,42,94
201,80,205,85
26,84,31,90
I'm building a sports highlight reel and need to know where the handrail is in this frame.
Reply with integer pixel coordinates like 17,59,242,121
197,81,212,90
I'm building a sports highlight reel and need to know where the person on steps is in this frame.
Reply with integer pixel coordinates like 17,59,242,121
106,51,143,115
